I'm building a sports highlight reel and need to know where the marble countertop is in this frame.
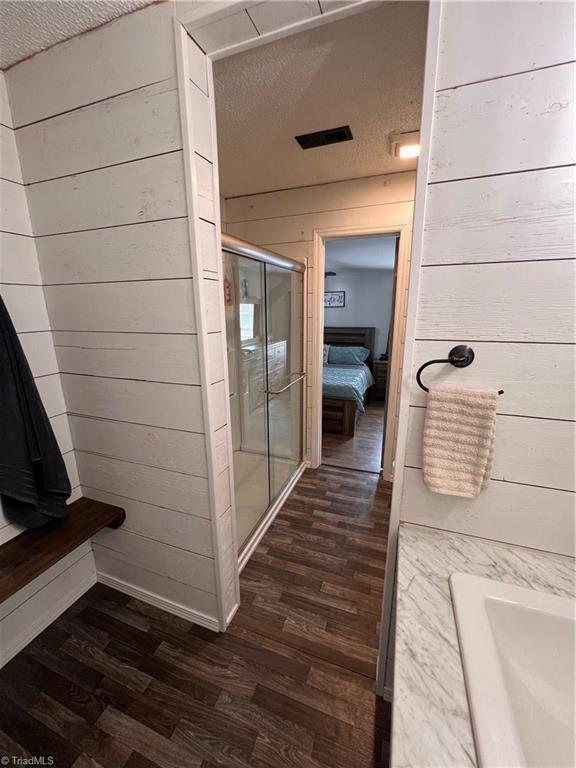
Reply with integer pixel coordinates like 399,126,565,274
391,523,575,768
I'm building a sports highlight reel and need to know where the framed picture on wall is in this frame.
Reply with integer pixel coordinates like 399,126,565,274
324,291,345,308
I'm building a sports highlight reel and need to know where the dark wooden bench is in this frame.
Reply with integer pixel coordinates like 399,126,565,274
0,497,125,603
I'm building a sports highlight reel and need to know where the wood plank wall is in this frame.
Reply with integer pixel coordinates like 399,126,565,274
0,72,80,546
225,172,417,462
399,1,575,556
175,27,239,626
0,73,92,666
4,3,238,629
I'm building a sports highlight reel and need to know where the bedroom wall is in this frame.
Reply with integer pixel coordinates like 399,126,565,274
324,270,394,357
4,3,238,630
396,0,575,555
225,171,416,457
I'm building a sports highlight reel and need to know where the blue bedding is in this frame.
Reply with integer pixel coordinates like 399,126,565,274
322,363,375,413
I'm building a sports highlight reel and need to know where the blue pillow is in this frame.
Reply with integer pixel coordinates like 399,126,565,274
328,346,370,364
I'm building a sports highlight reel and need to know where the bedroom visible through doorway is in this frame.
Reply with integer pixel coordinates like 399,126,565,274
322,235,398,473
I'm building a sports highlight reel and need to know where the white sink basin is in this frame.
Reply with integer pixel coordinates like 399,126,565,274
450,573,575,768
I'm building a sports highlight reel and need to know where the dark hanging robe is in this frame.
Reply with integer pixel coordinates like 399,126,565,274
0,296,70,528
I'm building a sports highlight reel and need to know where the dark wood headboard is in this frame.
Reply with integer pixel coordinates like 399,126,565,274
324,326,376,366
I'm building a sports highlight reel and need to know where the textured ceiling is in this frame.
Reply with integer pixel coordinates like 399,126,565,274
214,1,428,198
0,0,155,70
326,234,396,271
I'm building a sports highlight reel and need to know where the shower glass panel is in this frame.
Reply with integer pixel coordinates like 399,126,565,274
224,253,269,549
223,237,304,553
266,265,304,500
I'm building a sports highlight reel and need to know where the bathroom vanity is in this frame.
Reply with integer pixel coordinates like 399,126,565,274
392,523,575,768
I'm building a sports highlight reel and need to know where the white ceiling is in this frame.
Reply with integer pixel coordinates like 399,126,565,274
214,0,428,197
0,0,155,70
326,234,397,271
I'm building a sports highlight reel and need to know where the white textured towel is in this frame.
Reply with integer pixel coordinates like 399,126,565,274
422,387,498,498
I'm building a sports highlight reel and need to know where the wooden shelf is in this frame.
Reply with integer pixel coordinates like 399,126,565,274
0,497,125,603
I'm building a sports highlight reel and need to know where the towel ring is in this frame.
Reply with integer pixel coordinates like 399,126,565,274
416,345,504,395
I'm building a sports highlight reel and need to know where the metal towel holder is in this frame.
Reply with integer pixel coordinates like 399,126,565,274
416,345,504,395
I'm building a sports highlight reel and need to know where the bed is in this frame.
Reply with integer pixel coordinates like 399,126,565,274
322,327,376,436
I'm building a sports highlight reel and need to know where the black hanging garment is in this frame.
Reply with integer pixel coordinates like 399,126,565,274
0,296,70,528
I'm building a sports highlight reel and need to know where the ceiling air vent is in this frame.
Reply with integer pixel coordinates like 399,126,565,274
295,125,353,150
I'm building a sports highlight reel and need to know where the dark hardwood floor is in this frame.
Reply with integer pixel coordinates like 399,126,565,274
0,465,392,768
322,402,386,473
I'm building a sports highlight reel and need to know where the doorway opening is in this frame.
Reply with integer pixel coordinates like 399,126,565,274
309,222,412,480
209,0,427,713
321,234,398,473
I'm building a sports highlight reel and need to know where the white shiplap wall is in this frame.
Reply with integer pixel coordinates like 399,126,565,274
174,27,239,626
180,0,374,59
225,171,416,467
4,2,238,630
0,71,80,545
398,2,575,556
0,71,89,668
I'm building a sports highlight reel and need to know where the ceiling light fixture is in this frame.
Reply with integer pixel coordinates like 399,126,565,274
389,131,420,160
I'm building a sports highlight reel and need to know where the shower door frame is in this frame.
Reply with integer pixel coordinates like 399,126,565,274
221,234,308,572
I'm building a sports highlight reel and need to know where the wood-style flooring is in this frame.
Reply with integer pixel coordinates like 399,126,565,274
0,465,392,768
322,402,386,473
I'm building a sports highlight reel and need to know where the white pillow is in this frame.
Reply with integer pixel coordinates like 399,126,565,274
322,344,330,364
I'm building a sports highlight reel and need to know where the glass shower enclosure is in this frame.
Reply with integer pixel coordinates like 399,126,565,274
222,234,305,554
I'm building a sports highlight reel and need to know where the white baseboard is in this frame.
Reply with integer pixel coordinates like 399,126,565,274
97,572,220,632
238,460,308,573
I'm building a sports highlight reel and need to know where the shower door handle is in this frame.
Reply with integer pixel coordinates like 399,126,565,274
267,372,306,395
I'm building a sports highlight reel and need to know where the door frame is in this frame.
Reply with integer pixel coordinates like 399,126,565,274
309,223,412,479
176,0,442,688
